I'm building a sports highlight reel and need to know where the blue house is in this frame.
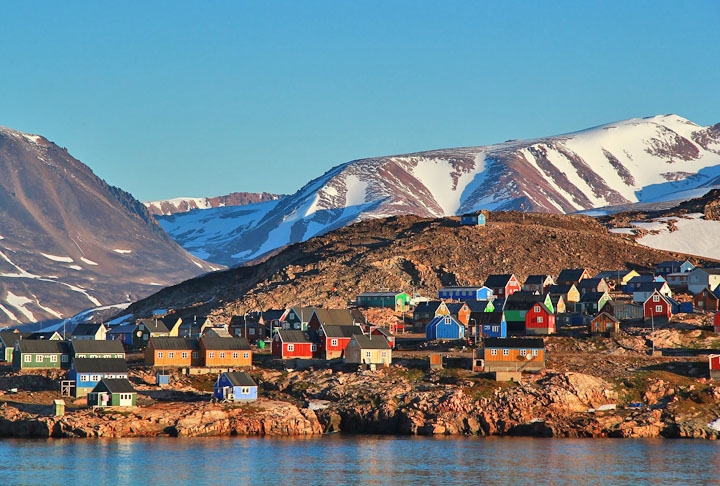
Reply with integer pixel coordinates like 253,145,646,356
425,315,465,341
438,286,494,301
213,371,258,402
655,260,695,277
460,213,486,226
69,358,129,397
471,311,507,339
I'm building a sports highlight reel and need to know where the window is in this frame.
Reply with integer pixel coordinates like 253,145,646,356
232,352,239,359
50,355,58,362
219,352,226,359
62,355,68,362
532,349,539,356
520,349,527,356
331,339,338,347
249,328,256,335
365,351,372,358
311,344,317,351
181,352,188,359
241,387,250,394
490,349,497,356
655,305,663,313
36,355,44,363
157,352,163,358
288,344,294,352
243,352,249,359
80,375,89,382
209,352,215,358
537,316,543,323
381,351,387,358
492,326,499,333
192,352,198,359
91,375,101,381
168,352,174,359
535,305,541,312
484,325,491,331
653,294,660,302
502,349,509,356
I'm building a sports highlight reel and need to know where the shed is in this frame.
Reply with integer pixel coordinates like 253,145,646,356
54,399,65,417
87,378,137,408
710,354,720,380
213,371,258,402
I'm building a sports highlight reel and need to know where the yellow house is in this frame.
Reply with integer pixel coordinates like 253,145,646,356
344,334,392,367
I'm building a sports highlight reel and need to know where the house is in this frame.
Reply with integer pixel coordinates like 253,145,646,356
665,272,691,291
525,302,556,335
204,327,233,339
503,292,554,335
483,274,522,299
282,306,316,331
624,274,665,294
522,275,555,294
28,331,63,341
480,338,545,373
271,330,317,359
471,311,507,339
200,336,252,367
0,331,30,362
134,318,171,348
548,284,580,304
549,294,567,315
229,315,266,342
633,281,672,304
709,354,720,380
688,268,720,295
413,301,443,324
556,268,591,286
438,286,494,301
356,292,410,312
318,325,364,359
12,340,71,371
106,324,139,348
575,291,611,315
594,270,640,289
144,337,201,367
213,371,258,402
344,334,392,367
656,260,695,277
70,323,108,341
70,340,126,359
87,378,137,408
69,358,129,397
460,213,486,226
425,315,465,341
369,327,396,348
714,312,720,334
604,300,644,322
255,309,286,337
465,299,496,313
177,316,214,338
445,302,471,326
643,290,673,324
577,278,610,295
160,316,183,337
589,312,620,335
693,287,720,312
308,308,359,332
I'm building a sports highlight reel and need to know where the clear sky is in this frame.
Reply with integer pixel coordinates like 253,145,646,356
1,1,718,202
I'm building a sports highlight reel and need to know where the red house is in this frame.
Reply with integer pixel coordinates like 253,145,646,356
643,290,672,323
525,302,556,335
709,354,720,380
318,325,364,359
272,330,317,359
714,312,720,334
483,274,522,299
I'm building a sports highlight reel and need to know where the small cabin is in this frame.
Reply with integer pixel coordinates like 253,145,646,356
460,213,486,226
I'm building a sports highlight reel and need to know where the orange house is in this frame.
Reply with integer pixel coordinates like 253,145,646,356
481,337,545,372
145,337,202,367
200,336,252,367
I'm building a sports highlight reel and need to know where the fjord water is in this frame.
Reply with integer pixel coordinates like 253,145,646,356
3,436,719,485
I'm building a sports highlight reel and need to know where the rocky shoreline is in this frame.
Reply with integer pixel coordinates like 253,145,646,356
2,365,719,440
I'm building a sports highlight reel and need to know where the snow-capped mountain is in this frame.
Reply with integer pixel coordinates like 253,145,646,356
0,126,221,328
145,192,283,216
156,114,720,267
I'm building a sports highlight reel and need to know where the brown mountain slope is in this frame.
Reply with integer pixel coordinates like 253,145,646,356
119,211,716,322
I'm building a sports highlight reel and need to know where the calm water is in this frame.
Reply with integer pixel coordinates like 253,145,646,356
3,435,720,485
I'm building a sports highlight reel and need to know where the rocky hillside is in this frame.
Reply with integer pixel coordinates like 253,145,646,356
118,211,716,323
145,192,284,216
0,126,219,327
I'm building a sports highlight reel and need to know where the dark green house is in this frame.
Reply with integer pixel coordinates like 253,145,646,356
357,292,410,312
0,331,30,362
87,378,137,407
12,340,71,371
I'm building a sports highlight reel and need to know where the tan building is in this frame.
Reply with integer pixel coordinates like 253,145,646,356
200,336,252,367
344,334,392,367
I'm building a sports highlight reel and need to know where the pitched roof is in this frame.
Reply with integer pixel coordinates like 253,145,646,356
470,311,504,325
358,291,405,297
414,301,442,314
73,357,128,373
16,340,70,354
0,331,31,347
71,323,106,337
579,292,609,303
312,309,356,326
524,275,553,285
149,337,199,350
107,324,136,334
548,284,575,294
483,274,515,288
277,330,311,343
577,278,605,289
350,334,391,350
96,378,136,394
483,337,544,349
592,312,620,323
556,269,588,283
445,303,468,314
464,300,493,312
201,336,250,350
138,318,170,334
71,340,125,354
223,371,257,387
322,325,364,338
634,282,667,292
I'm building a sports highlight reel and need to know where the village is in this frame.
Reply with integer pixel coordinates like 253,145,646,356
1,243,720,439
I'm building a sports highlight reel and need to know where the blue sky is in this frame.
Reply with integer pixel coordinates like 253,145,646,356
1,1,718,202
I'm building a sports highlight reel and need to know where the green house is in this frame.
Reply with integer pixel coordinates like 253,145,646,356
87,378,137,407
357,292,410,312
0,331,30,362
12,340,71,371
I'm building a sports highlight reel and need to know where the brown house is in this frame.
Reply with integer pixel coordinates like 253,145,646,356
589,312,620,335
693,287,720,312
200,336,252,367
145,337,201,367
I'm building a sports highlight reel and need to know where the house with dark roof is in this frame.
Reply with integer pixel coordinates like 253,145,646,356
229,315,266,343
688,268,720,295
480,338,545,373
483,274,522,299
70,339,125,359
556,268,591,286
0,331,30,362
69,358,129,397
523,275,554,294
200,336,252,367
318,324,364,359
70,323,108,341
282,306,316,331
344,334,392,367
87,378,137,407
575,291,611,315
425,315,465,341
503,292,554,335
438,286,494,302
577,278,610,295
356,292,410,312
213,371,258,402
655,260,694,277
271,330,317,359
465,299,496,313
12,340,71,370
308,309,358,332
694,287,720,312
590,312,620,336
413,301,443,325
470,311,507,339
144,337,201,367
